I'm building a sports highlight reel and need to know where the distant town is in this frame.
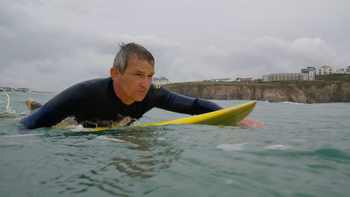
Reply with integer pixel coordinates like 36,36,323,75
0,87,51,93
0,87,30,92
1,66,349,92
153,65,350,85
205,65,350,83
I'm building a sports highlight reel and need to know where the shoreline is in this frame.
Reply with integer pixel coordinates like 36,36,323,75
164,76,350,103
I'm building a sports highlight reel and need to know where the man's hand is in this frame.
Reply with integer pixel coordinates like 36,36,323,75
235,117,266,128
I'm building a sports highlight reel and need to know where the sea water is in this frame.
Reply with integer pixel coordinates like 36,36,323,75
1,92,349,197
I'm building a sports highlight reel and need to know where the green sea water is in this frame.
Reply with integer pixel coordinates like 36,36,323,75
1,92,349,197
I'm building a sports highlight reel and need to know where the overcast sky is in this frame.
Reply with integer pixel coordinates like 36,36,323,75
1,0,349,92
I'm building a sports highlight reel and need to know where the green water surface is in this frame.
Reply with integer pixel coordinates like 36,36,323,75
1,92,349,197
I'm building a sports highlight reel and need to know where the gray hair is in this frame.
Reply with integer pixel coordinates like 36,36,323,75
113,42,155,74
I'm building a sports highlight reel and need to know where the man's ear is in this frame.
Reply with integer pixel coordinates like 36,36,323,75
110,67,121,83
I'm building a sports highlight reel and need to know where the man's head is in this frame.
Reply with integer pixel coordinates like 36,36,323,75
110,43,155,105
113,42,155,74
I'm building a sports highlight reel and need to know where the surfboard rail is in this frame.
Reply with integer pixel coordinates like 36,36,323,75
135,101,257,127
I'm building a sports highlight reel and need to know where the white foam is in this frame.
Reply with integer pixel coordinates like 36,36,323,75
70,124,84,131
289,139,306,143
265,145,292,150
96,136,125,142
281,101,303,105
217,143,247,151
67,125,97,132
225,179,233,184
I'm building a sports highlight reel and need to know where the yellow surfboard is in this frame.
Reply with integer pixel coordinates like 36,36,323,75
59,101,256,131
135,101,256,127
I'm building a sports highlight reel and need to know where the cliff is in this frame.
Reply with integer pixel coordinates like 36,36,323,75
164,80,350,103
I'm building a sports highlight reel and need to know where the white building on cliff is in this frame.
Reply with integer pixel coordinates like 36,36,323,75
152,77,169,85
317,66,333,75
263,71,315,82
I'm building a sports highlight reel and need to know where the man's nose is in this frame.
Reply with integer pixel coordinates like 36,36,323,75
140,77,151,87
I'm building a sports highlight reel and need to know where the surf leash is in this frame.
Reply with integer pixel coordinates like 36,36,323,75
0,93,10,114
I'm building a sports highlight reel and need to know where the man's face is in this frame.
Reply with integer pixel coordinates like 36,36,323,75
112,56,155,105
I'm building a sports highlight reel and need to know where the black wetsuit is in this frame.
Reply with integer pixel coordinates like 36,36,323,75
19,77,222,129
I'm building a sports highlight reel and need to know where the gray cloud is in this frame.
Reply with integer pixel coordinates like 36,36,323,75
1,0,350,92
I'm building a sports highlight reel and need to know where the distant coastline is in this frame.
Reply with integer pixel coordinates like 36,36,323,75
0,89,52,94
0,87,52,93
164,74,350,103
30,91,53,93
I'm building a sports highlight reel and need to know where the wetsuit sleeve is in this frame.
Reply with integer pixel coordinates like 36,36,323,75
19,107,67,130
19,80,89,130
154,86,223,115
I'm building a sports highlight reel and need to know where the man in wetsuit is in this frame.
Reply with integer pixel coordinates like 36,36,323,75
19,43,265,129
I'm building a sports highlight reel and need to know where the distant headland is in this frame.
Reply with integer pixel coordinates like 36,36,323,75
163,74,350,103
0,87,52,93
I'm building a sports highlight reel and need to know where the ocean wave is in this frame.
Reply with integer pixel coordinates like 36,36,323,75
96,136,125,142
2,133,44,138
217,143,247,151
265,145,293,150
281,101,303,105
265,100,303,105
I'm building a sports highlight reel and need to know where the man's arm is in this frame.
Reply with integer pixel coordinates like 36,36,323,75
156,90,222,115
19,79,98,130
19,107,67,130
155,88,265,128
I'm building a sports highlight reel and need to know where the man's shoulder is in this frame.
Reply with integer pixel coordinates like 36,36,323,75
44,77,113,111
148,83,170,97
